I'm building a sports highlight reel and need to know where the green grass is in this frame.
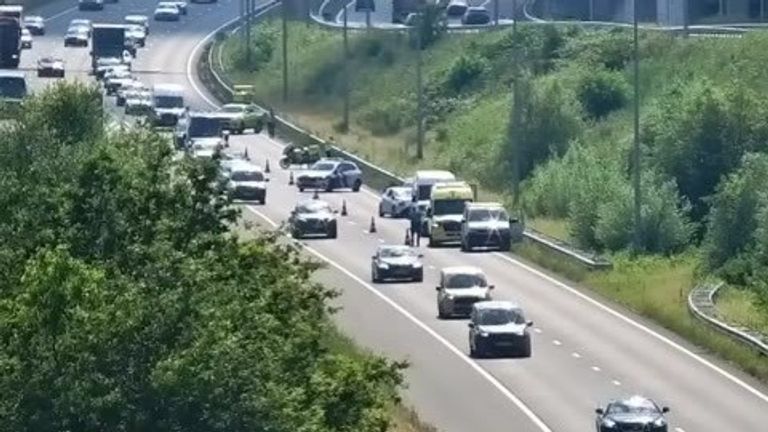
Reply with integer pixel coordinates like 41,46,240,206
717,286,768,336
214,20,768,381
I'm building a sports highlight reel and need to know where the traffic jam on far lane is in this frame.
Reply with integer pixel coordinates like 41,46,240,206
0,1,690,431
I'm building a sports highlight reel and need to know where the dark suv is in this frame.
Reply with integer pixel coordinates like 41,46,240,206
468,301,533,358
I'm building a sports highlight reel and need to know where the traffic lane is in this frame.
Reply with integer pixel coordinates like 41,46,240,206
227,135,551,432
235,133,768,432
226,136,637,432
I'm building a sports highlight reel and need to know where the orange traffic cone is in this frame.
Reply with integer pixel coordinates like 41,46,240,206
289,170,294,185
312,189,319,199
265,159,271,173
243,148,250,160
341,200,347,216
369,216,377,233
405,228,412,246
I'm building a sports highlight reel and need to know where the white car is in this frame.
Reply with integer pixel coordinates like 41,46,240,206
116,80,146,106
23,15,45,35
125,91,154,116
69,19,93,36
126,25,147,47
125,14,150,33
37,57,65,78
227,162,268,204
154,4,181,21
446,0,469,17
20,28,32,49
163,1,188,14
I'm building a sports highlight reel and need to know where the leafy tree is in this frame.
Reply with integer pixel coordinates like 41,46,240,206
575,66,628,119
644,79,768,222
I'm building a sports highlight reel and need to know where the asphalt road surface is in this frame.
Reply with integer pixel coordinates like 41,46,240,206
21,1,768,432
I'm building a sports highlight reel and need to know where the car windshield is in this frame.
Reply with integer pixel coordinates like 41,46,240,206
477,308,525,325
311,162,336,171
468,208,509,222
222,105,245,113
391,188,411,199
297,202,331,214
67,29,86,36
24,17,42,24
433,199,469,216
154,95,183,108
380,247,417,258
445,273,486,288
188,118,220,137
0,77,27,99
417,184,434,201
231,171,264,182
607,400,659,415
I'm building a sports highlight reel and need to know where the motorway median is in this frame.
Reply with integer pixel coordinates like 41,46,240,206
204,17,768,381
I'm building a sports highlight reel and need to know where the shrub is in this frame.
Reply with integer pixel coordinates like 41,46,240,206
228,25,277,71
358,99,412,136
558,29,633,70
576,67,629,119
442,54,488,95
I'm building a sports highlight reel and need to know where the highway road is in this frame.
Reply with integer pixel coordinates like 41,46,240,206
21,1,768,432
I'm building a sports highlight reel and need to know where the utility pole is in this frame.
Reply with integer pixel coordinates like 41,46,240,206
493,0,499,26
245,0,252,66
683,0,689,37
342,5,350,131
761,0,765,22
415,9,424,160
588,0,594,21
632,0,642,252
510,0,520,209
282,0,288,102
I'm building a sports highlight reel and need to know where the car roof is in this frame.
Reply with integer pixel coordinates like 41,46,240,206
467,6,488,11
297,199,331,208
473,300,520,311
440,266,484,276
230,162,263,174
24,15,44,21
125,14,148,19
609,395,657,406
153,83,184,93
378,244,415,252
414,170,455,181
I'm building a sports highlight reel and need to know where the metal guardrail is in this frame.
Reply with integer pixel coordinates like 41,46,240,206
198,8,612,270
688,281,768,356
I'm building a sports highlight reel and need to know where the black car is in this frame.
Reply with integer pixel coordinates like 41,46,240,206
78,0,105,11
595,396,670,432
468,301,533,358
371,245,424,283
37,57,65,78
288,200,338,239
64,28,89,47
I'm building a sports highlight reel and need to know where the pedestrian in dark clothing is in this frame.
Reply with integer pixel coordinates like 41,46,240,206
267,108,276,138
409,206,422,247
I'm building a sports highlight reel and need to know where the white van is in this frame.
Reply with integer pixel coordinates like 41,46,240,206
151,83,185,126
411,170,456,205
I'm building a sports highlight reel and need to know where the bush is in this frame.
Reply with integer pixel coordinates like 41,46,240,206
558,29,633,70
358,99,412,136
644,78,768,222
576,67,628,119
229,25,277,71
442,54,488,95
593,173,693,254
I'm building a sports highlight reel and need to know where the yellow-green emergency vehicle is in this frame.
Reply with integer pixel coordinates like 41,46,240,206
427,181,474,247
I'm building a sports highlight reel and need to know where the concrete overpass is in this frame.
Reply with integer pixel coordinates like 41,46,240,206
530,0,767,25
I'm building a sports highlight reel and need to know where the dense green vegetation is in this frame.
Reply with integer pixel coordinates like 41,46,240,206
0,82,408,431
217,20,768,376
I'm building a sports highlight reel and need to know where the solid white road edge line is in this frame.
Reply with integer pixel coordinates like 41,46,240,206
244,204,554,432
186,0,768,409
490,251,768,404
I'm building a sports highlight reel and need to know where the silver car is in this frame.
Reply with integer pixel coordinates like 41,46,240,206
21,28,32,49
378,186,413,218
436,266,493,318
227,162,268,204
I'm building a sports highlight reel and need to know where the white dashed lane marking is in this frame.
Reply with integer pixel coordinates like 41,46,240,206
612,380,622,386
552,340,562,346
533,328,542,333
592,366,601,372
571,352,581,359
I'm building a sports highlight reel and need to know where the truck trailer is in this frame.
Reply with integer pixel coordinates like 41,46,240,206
0,5,23,68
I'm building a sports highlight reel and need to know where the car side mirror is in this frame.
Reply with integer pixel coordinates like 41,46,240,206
662,407,670,413
461,218,467,223
435,286,441,291
488,285,495,290
372,255,377,259
595,408,604,415
467,322,475,328
265,177,270,182
526,321,534,327
418,253,424,258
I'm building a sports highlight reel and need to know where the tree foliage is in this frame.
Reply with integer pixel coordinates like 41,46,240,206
0,83,405,432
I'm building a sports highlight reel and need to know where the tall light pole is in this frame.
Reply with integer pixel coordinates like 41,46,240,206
245,0,252,66
493,0,499,26
683,0,689,37
632,0,642,252
415,6,424,160
511,0,521,209
281,0,288,102
342,5,350,131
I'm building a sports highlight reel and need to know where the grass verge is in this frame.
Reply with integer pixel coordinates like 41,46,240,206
213,20,768,381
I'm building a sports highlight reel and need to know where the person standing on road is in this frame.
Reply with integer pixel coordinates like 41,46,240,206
409,205,422,247
266,107,276,138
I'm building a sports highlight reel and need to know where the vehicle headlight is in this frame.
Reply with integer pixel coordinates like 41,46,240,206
653,418,666,427
446,293,454,300
479,332,489,337
378,263,390,269
431,223,439,228
601,419,616,429
412,262,422,268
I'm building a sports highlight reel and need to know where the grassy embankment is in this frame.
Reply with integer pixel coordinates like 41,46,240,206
215,21,768,380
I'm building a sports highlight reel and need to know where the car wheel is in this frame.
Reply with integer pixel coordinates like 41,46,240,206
352,179,362,192
378,204,385,217
372,268,380,283
327,223,337,239
292,229,302,239
469,337,479,358
519,336,532,358
259,197,265,205
413,270,423,283
437,303,447,319
298,186,304,192
500,239,511,251
428,237,438,248
325,183,333,193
